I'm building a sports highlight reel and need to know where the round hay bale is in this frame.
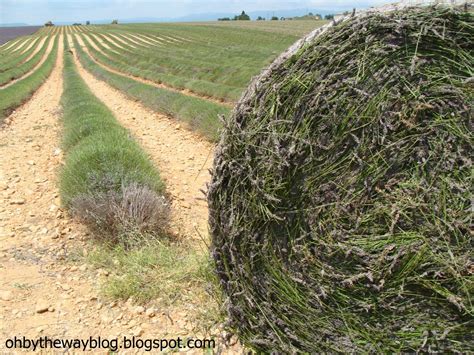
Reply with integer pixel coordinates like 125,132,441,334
208,5,473,353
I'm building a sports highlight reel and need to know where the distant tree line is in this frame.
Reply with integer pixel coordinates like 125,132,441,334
218,11,250,21
45,20,92,26
218,11,335,22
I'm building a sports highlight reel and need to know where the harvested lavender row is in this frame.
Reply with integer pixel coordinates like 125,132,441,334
209,5,473,353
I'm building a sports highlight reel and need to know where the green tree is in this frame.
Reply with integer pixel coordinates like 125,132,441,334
234,11,250,21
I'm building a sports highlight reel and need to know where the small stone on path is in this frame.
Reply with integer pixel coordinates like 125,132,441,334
0,290,13,301
10,199,26,205
35,300,50,314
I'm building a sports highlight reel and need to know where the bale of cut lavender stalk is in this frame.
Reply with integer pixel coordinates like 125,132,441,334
208,5,473,353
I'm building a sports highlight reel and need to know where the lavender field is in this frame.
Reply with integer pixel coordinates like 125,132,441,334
0,26,41,45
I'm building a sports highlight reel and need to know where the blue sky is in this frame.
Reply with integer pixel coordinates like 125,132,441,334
0,0,389,25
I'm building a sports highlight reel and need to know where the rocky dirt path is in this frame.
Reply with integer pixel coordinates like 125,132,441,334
0,35,232,353
70,39,215,243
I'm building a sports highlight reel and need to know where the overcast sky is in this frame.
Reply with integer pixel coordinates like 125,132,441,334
0,0,390,24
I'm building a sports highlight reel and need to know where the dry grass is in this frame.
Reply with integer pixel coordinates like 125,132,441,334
72,183,169,247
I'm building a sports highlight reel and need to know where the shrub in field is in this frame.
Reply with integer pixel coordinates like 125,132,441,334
208,5,473,353
60,48,167,244
72,183,169,245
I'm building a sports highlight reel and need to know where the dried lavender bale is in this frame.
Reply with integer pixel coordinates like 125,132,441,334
208,5,473,353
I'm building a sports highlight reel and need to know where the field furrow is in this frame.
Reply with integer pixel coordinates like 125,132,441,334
0,37,218,343
125,33,159,46
9,37,31,53
23,36,48,63
79,33,241,103
0,36,51,86
1,35,55,89
20,38,38,53
86,33,116,51
0,38,41,72
139,34,166,45
0,35,83,339
152,35,180,44
115,32,152,47
0,36,58,121
96,33,140,51
161,35,185,43
79,33,103,52
105,33,138,49
85,32,121,54
73,34,229,140
1,38,25,54
100,33,136,50
77,33,233,107
172,35,194,43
